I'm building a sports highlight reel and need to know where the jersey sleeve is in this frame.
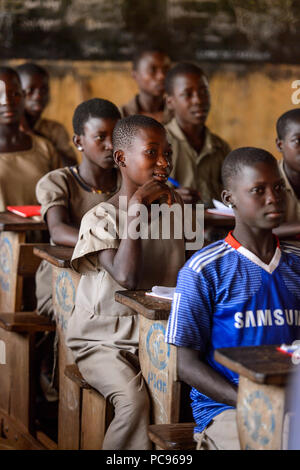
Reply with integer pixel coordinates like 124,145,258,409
165,264,213,352
36,169,70,221
71,202,119,275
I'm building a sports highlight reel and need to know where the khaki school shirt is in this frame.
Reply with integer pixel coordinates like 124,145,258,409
36,166,121,227
35,118,77,164
165,118,231,207
0,134,59,211
121,94,172,124
67,201,185,347
278,159,300,223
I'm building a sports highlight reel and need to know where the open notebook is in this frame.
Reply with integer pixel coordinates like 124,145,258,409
146,286,175,301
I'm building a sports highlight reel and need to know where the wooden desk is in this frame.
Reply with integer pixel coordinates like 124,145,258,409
33,245,113,450
0,312,55,449
115,290,181,425
33,245,80,448
204,212,235,229
215,345,298,450
0,212,47,312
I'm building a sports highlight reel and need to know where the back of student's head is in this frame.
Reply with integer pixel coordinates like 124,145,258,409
0,66,21,82
73,98,121,135
222,147,277,189
165,61,207,95
112,114,165,151
276,108,300,140
16,62,48,80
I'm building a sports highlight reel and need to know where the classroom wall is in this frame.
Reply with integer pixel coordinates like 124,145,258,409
8,59,300,160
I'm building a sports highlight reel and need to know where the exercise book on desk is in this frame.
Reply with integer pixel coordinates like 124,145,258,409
146,286,175,301
7,205,42,219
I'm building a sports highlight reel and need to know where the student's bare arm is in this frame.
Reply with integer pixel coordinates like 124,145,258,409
273,222,300,239
177,346,237,407
46,206,79,247
98,180,176,290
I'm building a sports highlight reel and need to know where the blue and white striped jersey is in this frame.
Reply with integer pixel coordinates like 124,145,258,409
165,232,300,433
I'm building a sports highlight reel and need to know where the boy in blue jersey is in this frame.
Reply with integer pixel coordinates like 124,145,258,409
165,147,300,450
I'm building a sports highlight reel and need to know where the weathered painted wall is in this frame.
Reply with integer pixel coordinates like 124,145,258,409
8,60,300,161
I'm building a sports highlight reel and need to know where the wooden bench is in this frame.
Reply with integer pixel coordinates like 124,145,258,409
33,245,114,449
0,211,47,312
64,364,114,450
215,345,298,450
115,290,193,426
148,423,196,450
0,312,55,449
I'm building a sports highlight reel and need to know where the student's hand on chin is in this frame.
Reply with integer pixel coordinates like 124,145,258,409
131,179,176,207
175,187,201,204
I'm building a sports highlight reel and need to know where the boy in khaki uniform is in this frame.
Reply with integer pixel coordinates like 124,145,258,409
121,47,172,124
165,62,231,207
0,66,59,211
274,109,300,241
17,62,77,167
66,115,186,450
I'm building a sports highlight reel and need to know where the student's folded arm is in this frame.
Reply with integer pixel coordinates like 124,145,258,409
46,205,79,247
177,346,238,407
97,236,143,290
273,222,300,239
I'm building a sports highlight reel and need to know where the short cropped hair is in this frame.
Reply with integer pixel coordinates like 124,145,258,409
165,61,207,95
0,66,21,82
276,109,300,140
16,62,48,78
222,147,277,189
73,98,121,135
132,46,169,71
112,114,165,151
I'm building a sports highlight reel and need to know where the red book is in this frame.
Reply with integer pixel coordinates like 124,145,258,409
7,205,41,218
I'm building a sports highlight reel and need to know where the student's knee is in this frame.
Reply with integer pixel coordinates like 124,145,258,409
113,372,150,420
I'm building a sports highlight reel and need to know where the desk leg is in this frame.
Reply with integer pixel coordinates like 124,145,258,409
139,316,180,424
237,376,286,450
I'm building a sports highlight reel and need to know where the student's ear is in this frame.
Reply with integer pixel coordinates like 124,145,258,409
221,189,235,209
73,135,83,152
131,68,139,83
276,137,283,153
114,149,126,168
165,94,174,111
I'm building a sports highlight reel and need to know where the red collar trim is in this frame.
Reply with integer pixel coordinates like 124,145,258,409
225,231,280,250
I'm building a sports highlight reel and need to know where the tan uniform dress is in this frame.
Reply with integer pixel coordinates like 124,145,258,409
66,201,185,450
35,118,77,165
35,167,121,317
0,134,59,211
121,94,173,124
278,159,300,222
165,118,231,207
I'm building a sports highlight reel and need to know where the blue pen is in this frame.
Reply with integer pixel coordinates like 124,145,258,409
168,177,181,188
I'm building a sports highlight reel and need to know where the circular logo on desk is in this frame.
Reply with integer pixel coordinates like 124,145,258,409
242,390,276,446
55,270,76,313
146,323,170,370
0,237,13,291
